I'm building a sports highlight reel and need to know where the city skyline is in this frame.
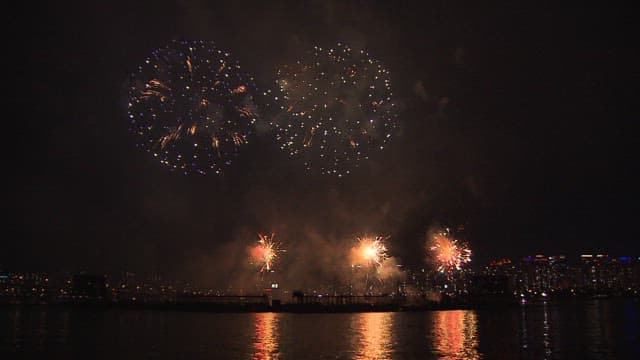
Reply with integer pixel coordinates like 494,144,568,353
2,250,638,306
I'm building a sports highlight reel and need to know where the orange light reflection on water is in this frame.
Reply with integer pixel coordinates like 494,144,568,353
353,312,394,359
252,313,280,360
433,310,480,360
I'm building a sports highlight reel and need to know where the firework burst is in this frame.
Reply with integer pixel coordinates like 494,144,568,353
428,228,472,273
127,40,259,175
351,235,390,268
250,233,284,273
271,42,399,177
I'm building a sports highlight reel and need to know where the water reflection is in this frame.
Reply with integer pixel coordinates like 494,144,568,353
2,300,638,359
252,313,280,359
520,306,528,351
519,302,557,359
542,303,552,358
352,312,394,359
432,310,480,360
5,308,22,350
584,300,611,356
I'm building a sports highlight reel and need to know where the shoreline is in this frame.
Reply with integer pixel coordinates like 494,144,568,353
2,296,637,313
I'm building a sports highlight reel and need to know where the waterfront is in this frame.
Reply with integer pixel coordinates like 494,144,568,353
2,298,638,359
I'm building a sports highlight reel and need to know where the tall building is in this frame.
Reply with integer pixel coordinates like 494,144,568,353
520,254,568,294
578,254,610,292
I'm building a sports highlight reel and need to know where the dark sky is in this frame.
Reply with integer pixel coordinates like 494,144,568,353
5,1,638,277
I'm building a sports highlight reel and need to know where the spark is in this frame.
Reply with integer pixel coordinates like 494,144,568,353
211,135,221,158
232,133,246,145
237,106,256,118
185,56,193,73
232,85,247,94
303,128,316,147
148,79,169,89
140,89,166,102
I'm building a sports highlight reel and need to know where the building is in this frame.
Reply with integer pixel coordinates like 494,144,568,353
71,273,107,300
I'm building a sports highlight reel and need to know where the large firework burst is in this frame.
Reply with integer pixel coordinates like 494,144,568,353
127,40,259,175
271,42,399,176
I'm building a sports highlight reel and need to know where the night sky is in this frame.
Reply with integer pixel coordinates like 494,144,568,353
5,1,638,279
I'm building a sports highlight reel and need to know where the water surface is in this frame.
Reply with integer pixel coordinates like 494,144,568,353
2,298,638,359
